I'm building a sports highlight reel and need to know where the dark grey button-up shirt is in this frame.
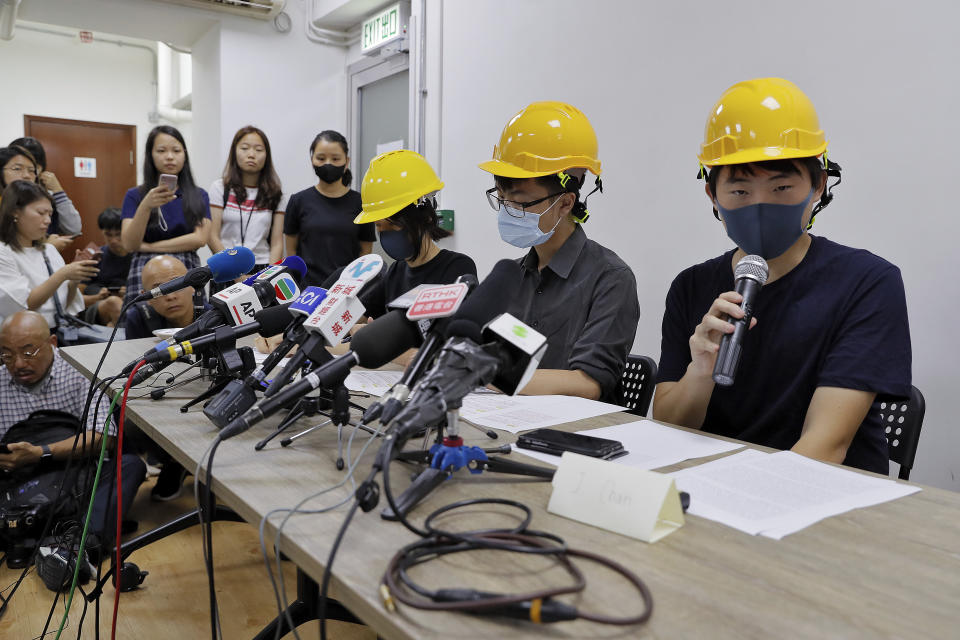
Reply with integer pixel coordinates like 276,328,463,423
506,225,640,402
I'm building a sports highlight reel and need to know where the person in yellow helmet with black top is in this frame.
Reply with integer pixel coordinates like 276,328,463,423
479,101,640,402
653,78,911,474
353,150,476,319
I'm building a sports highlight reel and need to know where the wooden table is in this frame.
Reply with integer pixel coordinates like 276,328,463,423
61,340,960,640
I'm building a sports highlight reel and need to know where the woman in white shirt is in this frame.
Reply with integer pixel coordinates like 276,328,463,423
0,181,98,328
208,126,286,294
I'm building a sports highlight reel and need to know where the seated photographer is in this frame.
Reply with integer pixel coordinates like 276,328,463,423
123,254,204,340
0,311,146,560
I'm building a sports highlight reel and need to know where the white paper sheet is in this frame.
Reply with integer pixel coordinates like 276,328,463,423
252,349,288,367
343,370,403,397
670,449,921,539
458,394,624,433
511,420,744,469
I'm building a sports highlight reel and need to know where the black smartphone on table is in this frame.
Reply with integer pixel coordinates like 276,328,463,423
516,428,627,460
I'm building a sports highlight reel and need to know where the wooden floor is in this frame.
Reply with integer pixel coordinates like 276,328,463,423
0,472,377,639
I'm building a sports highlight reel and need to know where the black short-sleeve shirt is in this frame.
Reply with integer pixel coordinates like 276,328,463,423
83,247,132,293
360,249,478,319
282,187,375,286
657,235,912,473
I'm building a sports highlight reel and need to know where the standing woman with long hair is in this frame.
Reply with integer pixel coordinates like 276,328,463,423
208,126,286,295
283,130,374,287
121,126,210,307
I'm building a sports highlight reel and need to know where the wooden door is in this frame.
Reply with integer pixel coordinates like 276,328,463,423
23,115,136,257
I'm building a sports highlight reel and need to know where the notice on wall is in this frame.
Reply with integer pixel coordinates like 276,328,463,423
375,139,404,155
74,157,97,179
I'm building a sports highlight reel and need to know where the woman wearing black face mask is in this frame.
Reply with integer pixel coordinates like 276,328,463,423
283,130,375,286
352,150,476,320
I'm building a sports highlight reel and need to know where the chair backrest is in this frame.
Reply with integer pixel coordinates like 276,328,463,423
618,355,658,417
876,386,925,481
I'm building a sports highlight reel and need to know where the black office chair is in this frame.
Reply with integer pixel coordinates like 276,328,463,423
617,355,658,417
876,386,925,481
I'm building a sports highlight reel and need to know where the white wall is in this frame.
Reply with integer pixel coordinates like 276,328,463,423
0,25,158,183
190,4,348,205
434,0,960,491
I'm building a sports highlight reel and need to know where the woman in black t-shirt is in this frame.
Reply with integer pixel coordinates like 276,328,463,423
283,130,375,287
354,149,476,319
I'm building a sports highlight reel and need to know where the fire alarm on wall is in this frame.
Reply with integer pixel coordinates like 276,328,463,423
79,31,93,43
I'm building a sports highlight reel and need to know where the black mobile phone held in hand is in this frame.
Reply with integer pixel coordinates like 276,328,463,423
516,428,627,460
0,444,10,454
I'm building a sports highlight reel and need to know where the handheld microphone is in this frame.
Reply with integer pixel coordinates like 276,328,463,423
133,246,255,302
220,309,421,440
203,287,330,428
712,255,768,387
142,305,294,366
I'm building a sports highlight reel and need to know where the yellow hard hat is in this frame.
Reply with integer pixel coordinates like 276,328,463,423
355,150,444,224
698,78,828,167
478,101,602,178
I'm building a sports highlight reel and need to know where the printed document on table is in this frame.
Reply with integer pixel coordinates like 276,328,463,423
512,420,744,469
344,370,403,397
458,394,624,433
670,449,921,539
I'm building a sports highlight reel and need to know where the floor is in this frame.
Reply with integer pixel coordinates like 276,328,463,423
0,470,377,639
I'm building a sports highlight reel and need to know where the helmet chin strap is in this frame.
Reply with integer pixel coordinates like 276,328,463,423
557,171,603,225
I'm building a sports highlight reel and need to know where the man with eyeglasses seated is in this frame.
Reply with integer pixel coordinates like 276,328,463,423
478,101,640,402
0,311,146,570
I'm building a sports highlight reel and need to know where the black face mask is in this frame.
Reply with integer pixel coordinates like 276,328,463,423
314,163,346,184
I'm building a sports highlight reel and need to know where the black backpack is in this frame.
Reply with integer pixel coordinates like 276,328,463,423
0,410,92,541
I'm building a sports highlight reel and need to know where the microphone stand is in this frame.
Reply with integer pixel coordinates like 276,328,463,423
178,326,257,413
380,403,554,521
278,384,379,469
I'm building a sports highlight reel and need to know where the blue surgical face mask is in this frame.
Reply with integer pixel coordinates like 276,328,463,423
378,229,417,261
716,190,814,259
497,196,564,248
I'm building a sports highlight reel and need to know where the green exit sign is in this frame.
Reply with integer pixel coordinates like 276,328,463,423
362,3,408,53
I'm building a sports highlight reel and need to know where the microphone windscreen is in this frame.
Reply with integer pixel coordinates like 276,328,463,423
444,259,522,336
444,318,483,343
350,310,422,368
253,304,294,336
279,255,308,280
734,255,769,285
208,246,256,282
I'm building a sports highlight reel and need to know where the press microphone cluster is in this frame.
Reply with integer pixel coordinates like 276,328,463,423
383,260,548,442
120,257,309,385
133,246,256,303
712,254,768,387
204,254,385,427
219,309,422,440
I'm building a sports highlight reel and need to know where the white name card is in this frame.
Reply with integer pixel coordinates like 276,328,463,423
547,452,685,543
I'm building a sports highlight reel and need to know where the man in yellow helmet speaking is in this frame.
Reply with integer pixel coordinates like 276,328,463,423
653,78,911,473
479,101,640,402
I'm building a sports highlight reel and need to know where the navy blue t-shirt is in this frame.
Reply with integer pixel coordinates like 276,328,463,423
121,186,211,243
657,235,912,474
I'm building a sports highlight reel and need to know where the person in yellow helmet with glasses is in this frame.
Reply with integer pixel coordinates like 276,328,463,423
479,101,640,402
353,150,476,319
653,78,911,474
